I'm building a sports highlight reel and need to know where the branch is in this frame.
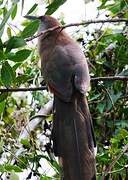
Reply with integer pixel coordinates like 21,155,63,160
91,76,128,82
0,76,127,92
26,18,128,42
101,144,128,180
0,86,47,92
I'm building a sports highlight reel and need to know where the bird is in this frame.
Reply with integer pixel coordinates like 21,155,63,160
25,15,96,180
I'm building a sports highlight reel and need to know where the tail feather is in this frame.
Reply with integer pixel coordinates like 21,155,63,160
78,95,96,148
52,94,96,180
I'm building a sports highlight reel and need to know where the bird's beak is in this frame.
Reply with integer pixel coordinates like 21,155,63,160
24,15,39,20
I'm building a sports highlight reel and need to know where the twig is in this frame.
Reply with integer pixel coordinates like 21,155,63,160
101,144,128,180
29,114,49,121
0,76,127,92
0,86,47,92
3,145,30,168
102,86,116,111
91,76,128,81
107,166,127,174
26,25,60,41
97,165,127,176
25,18,128,42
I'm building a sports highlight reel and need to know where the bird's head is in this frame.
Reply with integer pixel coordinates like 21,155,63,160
24,15,60,31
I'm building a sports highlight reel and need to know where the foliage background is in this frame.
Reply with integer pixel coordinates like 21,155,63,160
0,0,127,179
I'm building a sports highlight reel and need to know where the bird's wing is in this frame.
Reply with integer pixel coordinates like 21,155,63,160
42,43,90,101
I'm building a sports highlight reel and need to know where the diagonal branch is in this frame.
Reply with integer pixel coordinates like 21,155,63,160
101,144,128,180
19,99,53,141
25,18,128,42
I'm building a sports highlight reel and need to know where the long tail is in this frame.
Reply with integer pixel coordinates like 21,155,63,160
52,94,96,180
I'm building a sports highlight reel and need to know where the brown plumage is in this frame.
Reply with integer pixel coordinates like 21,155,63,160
37,15,96,180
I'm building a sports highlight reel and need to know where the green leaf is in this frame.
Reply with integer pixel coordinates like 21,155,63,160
106,33,125,42
97,153,110,163
103,2,124,16
11,4,17,20
0,39,3,51
111,92,122,103
115,120,128,128
0,165,5,173
0,139,4,153
21,20,39,38
120,0,126,9
52,160,61,172
14,75,30,85
20,139,31,148
98,0,108,10
6,36,26,52
89,94,101,101
0,6,15,37
4,164,22,172
45,0,67,15
119,129,128,139
97,103,105,113
115,44,128,66
1,61,15,86
0,50,5,60
0,101,5,114
95,41,107,55
13,63,22,70
3,7,7,16
0,92,8,102
7,27,12,38
7,49,31,62
118,69,128,76
110,137,119,145
0,0,3,5
40,176,52,180
17,156,28,169
124,11,128,18
27,3,38,15
108,4,120,15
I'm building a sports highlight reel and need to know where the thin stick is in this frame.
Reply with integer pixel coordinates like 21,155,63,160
26,18,128,42
101,144,128,179
0,86,47,92
91,76,128,81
